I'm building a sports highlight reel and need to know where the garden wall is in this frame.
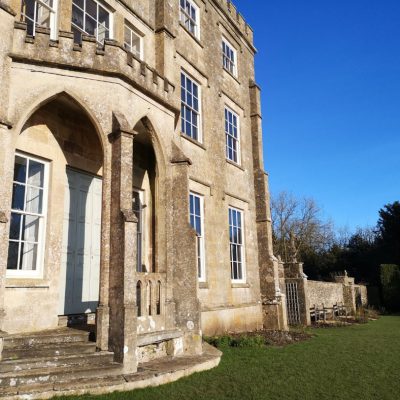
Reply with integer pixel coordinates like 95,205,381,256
308,281,344,308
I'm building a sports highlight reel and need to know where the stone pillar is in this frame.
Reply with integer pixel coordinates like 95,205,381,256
58,0,73,33
104,120,138,373
155,0,178,81
284,262,311,326
170,144,202,355
250,81,288,331
0,6,16,335
335,273,356,314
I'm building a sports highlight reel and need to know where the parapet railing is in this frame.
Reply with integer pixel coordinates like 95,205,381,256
10,23,178,114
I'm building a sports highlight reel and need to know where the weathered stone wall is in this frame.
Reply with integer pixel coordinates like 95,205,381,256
355,285,368,308
0,0,280,348
308,281,344,308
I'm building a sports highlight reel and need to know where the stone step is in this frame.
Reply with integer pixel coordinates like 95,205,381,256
0,351,114,373
0,361,122,388
3,328,90,350
2,342,97,361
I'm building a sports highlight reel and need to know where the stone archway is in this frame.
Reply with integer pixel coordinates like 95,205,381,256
4,92,105,332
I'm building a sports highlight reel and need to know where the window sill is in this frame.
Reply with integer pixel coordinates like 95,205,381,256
223,67,241,85
226,159,245,171
199,282,209,289
181,133,206,150
179,23,204,48
231,282,250,289
5,278,50,289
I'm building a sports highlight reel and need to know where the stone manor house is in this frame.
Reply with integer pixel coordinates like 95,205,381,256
0,0,288,394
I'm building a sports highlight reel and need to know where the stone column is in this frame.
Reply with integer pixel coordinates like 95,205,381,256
104,120,138,373
250,81,288,331
0,122,14,336
170,144,202,355
0,5,16,336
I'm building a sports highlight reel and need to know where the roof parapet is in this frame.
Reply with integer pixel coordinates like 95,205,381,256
213,0,254,44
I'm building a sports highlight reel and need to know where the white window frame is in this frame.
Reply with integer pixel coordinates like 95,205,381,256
229,206,246,283
222,37,238,77
225,106,241,165
71,0,113,44
181,71,202,143
189,192,206,282
21,0,58,40
7,152,49,278
179,0,200,39
124,23,143,60
133,189,145,273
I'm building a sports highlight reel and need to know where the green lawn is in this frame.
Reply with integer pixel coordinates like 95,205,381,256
70,316,400,400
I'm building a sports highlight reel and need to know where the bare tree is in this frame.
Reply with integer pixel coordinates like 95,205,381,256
271,192,335,262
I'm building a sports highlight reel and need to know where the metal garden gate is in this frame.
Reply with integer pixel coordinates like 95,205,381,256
286,282,301,325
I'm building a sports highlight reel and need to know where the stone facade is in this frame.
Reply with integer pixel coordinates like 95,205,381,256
0,0,287,372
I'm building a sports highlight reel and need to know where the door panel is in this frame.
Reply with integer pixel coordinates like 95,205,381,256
59,169,102,315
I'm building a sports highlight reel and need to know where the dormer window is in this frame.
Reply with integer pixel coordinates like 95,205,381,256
179,0,200,39
21,0,58,40
124,24,143,60
71,0,112,44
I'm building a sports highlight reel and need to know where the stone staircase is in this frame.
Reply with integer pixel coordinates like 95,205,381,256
0,327,121,397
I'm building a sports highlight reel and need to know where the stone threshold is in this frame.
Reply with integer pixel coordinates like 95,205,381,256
1,343,222,399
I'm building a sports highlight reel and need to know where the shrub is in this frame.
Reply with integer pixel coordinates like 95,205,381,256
204,334,265,348
380,264,400,311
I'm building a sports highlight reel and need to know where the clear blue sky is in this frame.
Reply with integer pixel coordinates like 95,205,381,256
233,0,400,232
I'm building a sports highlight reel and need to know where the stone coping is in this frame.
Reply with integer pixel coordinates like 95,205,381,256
0,343,222,399
137,329,183,347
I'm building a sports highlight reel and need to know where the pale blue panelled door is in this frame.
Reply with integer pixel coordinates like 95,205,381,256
59,168,102,315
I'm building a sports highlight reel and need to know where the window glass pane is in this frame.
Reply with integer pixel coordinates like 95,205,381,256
28,160,44,188
14,156,27,183
97,24,108,42
98,6,109,28
85,14,96,35
9,213,22,241
22,215,40,243
37,3,51,27
124,26,131,46
21,0,35,20
20,242,38,271
72,26,82,44
26,186,43,214
73,0,84,9
7,242,19,270
131,32,140,51
86,0,97,19
12,184,25,211
72,5,84,29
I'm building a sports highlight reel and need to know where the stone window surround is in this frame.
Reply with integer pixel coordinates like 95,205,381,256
224,105,241,166
180,70,203,143
222,36,238,77
179,0,201,40
123,21,144,60
228,206,246,284
21,0,58,40
7,152,49,279
71,0,114,44
189,191,206,283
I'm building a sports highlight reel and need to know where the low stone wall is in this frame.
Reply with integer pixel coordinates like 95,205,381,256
308,281,344,308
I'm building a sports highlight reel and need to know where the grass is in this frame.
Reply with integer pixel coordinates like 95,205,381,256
64,316,400,400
